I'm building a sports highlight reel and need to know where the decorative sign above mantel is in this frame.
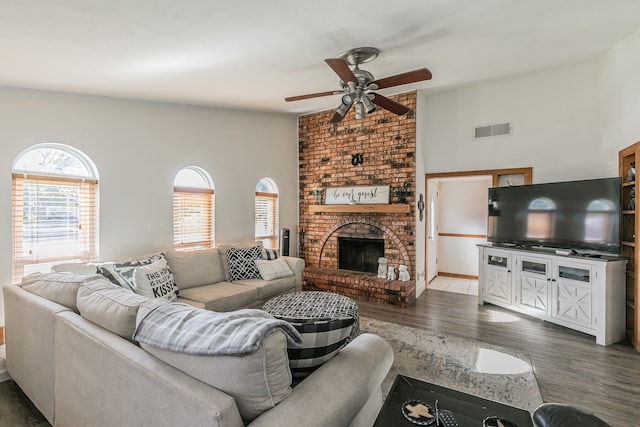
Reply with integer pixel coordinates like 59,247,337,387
325,185,390,205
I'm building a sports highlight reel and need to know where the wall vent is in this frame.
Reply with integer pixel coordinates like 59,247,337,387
474,122,512,140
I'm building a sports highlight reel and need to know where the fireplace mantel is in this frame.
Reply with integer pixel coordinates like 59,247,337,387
309,204,410,214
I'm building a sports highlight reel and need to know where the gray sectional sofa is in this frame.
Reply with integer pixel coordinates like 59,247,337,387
3,246,394,427
53,245,306,311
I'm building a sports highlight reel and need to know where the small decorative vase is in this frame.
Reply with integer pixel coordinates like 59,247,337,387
377,257,388,279
387,266,396,281
398,265,410,281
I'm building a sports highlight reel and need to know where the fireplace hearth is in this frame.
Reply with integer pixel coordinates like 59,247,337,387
338,237,384,274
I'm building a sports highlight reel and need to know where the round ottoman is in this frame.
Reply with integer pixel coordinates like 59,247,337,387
262,291,360,384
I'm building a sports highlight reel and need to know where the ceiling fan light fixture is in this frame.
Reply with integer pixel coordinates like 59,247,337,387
355,102,365,119
362,95,376,114
341,93,354,106
335,101,350,118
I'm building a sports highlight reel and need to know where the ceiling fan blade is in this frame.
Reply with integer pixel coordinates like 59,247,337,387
331,102,353,123
325,58,358,85
285,90,338,102
371,68,432,90
370,93,411,115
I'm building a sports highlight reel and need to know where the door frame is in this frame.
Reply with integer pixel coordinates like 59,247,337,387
425,167,532,285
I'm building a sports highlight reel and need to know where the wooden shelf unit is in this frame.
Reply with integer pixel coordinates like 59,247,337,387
308,204,410,214
619,142,640,351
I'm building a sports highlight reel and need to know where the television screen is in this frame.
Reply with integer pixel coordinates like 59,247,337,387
487,177,621,254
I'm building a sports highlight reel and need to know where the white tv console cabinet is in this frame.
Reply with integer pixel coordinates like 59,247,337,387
477,244,627,346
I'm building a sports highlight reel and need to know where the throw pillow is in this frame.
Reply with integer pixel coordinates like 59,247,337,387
254,258,293,281
97,253,178,301
133,256,178,301
287,317,355,385
135,300,294,422
218,242,263,281
226,246,263,282
261,248,279,260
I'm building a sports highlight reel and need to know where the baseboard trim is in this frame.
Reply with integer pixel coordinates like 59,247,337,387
438,272,479,280
416,279,426,297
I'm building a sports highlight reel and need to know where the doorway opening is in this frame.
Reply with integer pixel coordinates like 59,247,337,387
425,167,532,295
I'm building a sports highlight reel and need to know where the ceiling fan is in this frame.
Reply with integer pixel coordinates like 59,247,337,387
285,47,432,123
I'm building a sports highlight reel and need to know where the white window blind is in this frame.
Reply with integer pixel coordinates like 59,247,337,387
255,191,278,249
12,173,98,284
173,186,214,251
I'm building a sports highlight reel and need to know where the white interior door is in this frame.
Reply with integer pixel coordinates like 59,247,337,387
427,180,438,283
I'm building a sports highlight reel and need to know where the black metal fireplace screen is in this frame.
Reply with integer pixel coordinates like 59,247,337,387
338,237,384,274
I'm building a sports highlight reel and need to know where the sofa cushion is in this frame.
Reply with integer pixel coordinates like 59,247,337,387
255,258,294,281
286,317,355,385
234,276,296,300
21,272,105,313
138,301,300,422
77,279,149,341
261,248,279,260
226,246,263,282
177,282,259,312
218,242,263,281
164,248,225,289
97,253,178,302
140,326,292,423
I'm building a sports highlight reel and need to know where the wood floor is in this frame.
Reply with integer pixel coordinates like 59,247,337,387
360,288,640,426
1,288,638,426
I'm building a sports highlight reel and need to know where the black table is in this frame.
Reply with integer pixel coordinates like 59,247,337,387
374,375,534,427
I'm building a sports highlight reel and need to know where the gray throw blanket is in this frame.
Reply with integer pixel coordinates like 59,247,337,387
133,301,303,355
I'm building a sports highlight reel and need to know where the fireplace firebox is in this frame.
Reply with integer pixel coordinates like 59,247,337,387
338,237,384,274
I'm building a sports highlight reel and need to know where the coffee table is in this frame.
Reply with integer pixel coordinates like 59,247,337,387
374,375,534,427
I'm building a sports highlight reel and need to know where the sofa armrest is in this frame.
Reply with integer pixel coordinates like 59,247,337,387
281,256,305,292
248,333,393,427
3,284,72,424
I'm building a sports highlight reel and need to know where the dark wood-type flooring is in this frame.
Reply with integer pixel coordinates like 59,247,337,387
360,288,640,427
1,288,639,426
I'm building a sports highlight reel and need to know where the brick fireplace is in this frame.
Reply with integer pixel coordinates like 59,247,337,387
298,92,417,306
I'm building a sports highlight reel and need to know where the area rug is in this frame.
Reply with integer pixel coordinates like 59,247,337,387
360,317,543,413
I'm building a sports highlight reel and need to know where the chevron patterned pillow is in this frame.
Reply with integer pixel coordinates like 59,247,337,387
227,246,263,281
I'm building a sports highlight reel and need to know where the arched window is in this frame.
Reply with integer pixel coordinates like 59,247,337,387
526,197,556,240
12,143,99,283
585,199,616,242
173,166,214,251
255,178,279,249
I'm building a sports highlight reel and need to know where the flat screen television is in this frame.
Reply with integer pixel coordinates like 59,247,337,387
487,177,621,255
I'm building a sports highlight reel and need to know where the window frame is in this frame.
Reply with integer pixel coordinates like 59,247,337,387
255,178,279,250
173,166,215,251
12,144,99,284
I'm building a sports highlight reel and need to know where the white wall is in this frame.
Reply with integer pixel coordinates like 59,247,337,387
0,86,299,324
417,30,640,280
419,60,609,182
599,28,640,152
436,179,490,276
415,95,427,295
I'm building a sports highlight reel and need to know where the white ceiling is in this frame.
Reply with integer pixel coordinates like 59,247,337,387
2,0,640,115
